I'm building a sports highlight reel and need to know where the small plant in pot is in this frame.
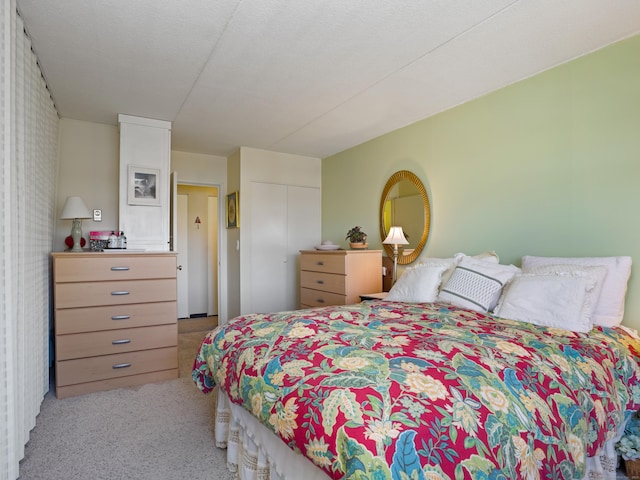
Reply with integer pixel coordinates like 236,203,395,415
617,411,640,477
346,226,368,249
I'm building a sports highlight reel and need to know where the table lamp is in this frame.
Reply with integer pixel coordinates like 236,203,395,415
383,226,409,284
60,196,91,252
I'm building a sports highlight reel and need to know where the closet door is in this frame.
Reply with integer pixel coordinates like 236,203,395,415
250,183,321,313
250,183,288,313
287,186,321,308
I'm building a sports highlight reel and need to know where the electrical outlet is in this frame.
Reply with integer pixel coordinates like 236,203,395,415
93,209,102,222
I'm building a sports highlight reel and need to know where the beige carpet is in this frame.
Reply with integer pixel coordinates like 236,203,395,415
178,316,218,334
19,327,231,480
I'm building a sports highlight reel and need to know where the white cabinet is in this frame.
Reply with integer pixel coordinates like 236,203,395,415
118,114,172,251
250,182,320,313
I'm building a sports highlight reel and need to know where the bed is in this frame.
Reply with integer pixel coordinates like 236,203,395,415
193,254,639,480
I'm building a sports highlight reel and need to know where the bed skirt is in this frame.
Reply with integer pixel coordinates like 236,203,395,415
213,388,622,480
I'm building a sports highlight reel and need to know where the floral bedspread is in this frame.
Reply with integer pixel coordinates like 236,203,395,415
192,301,640,480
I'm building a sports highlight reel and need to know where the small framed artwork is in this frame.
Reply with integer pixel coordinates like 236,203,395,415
128,165,160,206
226,191,239,228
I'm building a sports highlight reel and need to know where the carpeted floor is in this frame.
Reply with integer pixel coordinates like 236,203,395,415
18,322,231,480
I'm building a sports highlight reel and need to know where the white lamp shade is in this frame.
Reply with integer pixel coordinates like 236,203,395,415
383,226,409,245
60,196,91,219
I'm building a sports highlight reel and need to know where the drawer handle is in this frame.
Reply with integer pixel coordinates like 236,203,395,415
316,280,324,284
112,363,131,369
317,299,325,303
112,339,131,345
111,315,130,320
316,261,324,266
111,291,130,296
111,266,130,271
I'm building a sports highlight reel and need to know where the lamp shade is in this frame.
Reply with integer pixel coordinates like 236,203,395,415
383,226,409,245
60,196,91,219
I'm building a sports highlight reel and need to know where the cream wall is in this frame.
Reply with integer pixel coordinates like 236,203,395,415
236,147,322,316
172,150,227,185
55,122,228,251
322,34,640,329
226,149,241,319
56,121,231,320
55,119,119,251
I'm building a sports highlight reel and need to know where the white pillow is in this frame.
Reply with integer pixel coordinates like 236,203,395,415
521,256,632,327
494,273,594,333
419,252,499,264
386,262,450,303
419,256,461,288
524,264,607,320
437,258,520,313
419,256,459,266
419,252,500,289
455,251,500,264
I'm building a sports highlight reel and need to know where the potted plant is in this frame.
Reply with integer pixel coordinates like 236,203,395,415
346,226,368,249
617,412,640,477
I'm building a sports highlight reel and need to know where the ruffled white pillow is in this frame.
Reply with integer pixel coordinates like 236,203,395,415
521,256,632,327
494,273,597,333
524,264,607,320
386,262,450,303
419,256,461,287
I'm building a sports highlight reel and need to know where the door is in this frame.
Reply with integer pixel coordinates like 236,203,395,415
176,194,189,318
250,182,288,313
250,182,321,313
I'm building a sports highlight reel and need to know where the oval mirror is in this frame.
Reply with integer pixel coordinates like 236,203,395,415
379,170,431,264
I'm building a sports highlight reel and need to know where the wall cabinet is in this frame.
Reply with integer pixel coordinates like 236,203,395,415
52,252,178,398
118,114,172,251
299,250,382,308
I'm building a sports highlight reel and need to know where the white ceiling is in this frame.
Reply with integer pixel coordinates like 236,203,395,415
16,0,640,158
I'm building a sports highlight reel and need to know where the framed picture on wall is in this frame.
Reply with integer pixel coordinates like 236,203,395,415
128,165,161,206
226,191,239,228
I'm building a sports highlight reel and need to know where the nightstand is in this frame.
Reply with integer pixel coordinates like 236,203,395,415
299,250,382,308
359,292,388,301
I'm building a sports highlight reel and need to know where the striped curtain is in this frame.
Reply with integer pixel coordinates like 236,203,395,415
1,2,59,479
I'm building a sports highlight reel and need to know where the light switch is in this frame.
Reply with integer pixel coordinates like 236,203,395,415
93,209,102,222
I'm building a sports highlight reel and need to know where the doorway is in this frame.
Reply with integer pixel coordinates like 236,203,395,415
176,184,218,319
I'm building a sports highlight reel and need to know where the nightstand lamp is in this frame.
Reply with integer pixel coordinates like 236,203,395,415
383,226,409,284
60,196,91,252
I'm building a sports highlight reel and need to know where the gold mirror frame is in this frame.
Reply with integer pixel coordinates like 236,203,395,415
379,170,431,264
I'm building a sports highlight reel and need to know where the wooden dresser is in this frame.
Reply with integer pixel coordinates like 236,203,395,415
52,252,178,399
299,250,382,308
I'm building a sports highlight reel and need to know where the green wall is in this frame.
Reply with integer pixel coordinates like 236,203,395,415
322,34,640,329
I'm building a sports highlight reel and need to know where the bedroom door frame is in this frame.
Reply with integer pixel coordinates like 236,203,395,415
172,180,224,321
176,193,189,318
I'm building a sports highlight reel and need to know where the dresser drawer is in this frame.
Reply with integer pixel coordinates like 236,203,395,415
300,253,346,274
300,271,346,295
56,324,177,361
55,301,176,334
56,346,178,387
55,278,176,309
300,287,346,307
54,255,176,283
